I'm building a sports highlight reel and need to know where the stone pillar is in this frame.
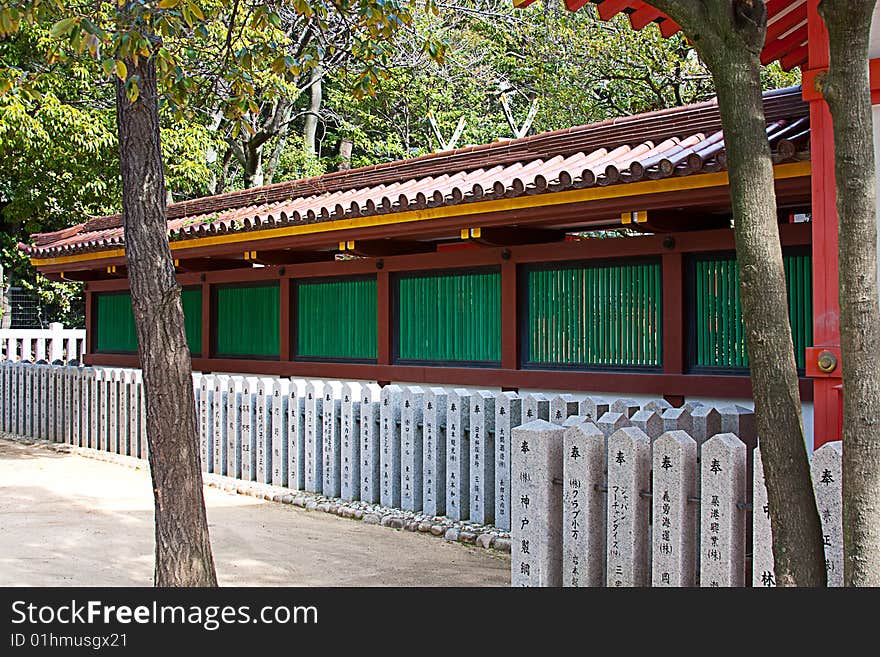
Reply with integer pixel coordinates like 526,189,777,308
117,370,129,455
287,379,308,491
606,427,651,587
469,390,495,525
446,388,471,521
610,398,639,418
630,409,663,441
379,384,402,508
225,376,241,478
717,404,757,448
65,367,75,445
240,377,257,481
199,375,214,473
643,398,672,414
577,396,609,424
91,368,102,450
700,433,747,587
340,382,362,501
494,391,521,532
522,393,549,423
661,407,693,435
400,386,424,512
597,411,631,439
305,381,324,493
271,379,290,487
255,377,274,485
210,375,228,476
422,387,448,516
125,370,138,458
550,394,580,425
690,406,721,444
511,420,564,587
811,441,843,587
651,430,698,587
562,420,605,587
322,381,343,497
359,383,381,503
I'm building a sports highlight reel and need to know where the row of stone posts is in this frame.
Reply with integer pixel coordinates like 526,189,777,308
0,362,147,458
510,417,844,587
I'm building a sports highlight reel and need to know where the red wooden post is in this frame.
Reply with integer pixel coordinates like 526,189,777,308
279,277,291,361
377,270,391,365
200,280,211,360
806,0,842,448
501,260,519,371
84,287,94,357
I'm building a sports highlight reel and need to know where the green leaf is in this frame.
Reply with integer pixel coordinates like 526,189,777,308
158,0,181,8
126,79,139,103
49,17,77,39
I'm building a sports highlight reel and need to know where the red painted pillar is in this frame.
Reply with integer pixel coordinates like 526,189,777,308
805,1,842,448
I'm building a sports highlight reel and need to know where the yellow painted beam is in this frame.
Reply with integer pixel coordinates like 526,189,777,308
30,161,811,268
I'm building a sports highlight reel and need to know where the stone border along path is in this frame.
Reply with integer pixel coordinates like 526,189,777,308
1,432,512,555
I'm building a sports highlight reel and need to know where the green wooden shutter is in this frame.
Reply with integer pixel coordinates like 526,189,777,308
397,270,501,363
526,260,662,368
95,292,138,353
214,283,280,358
296,277,377,360
181,287,203,355
96,288,204,355
693,252,812,369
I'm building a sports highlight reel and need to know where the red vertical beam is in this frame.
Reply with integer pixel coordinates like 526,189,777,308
84,287,94,356
806,0,842,448
377,271,391,365
279,277,291,361
501,260,519,371
200,280,211,360
662,252,685,376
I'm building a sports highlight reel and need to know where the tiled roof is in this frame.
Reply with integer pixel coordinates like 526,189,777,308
516,0,810,71
23,86,810,259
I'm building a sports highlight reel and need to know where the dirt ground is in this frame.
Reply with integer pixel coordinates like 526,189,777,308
0,438,510,587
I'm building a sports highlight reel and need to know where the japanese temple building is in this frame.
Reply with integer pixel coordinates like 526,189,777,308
26,2,880,454
22,85,821,436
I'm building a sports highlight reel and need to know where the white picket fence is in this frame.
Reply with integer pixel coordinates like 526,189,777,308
0,324,85,363
510,419,843,587
0,361,840,586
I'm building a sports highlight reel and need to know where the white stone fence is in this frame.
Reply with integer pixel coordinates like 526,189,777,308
511,419,843,587
0,324,85,363
0,361,840,587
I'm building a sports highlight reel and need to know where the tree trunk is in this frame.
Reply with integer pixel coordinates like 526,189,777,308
650,0,827,585
303,64,322,155
819,0,880,587
115,54,217,587
243,142,264,188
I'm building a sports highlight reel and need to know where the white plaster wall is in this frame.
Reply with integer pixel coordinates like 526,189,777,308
869,6,880,59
